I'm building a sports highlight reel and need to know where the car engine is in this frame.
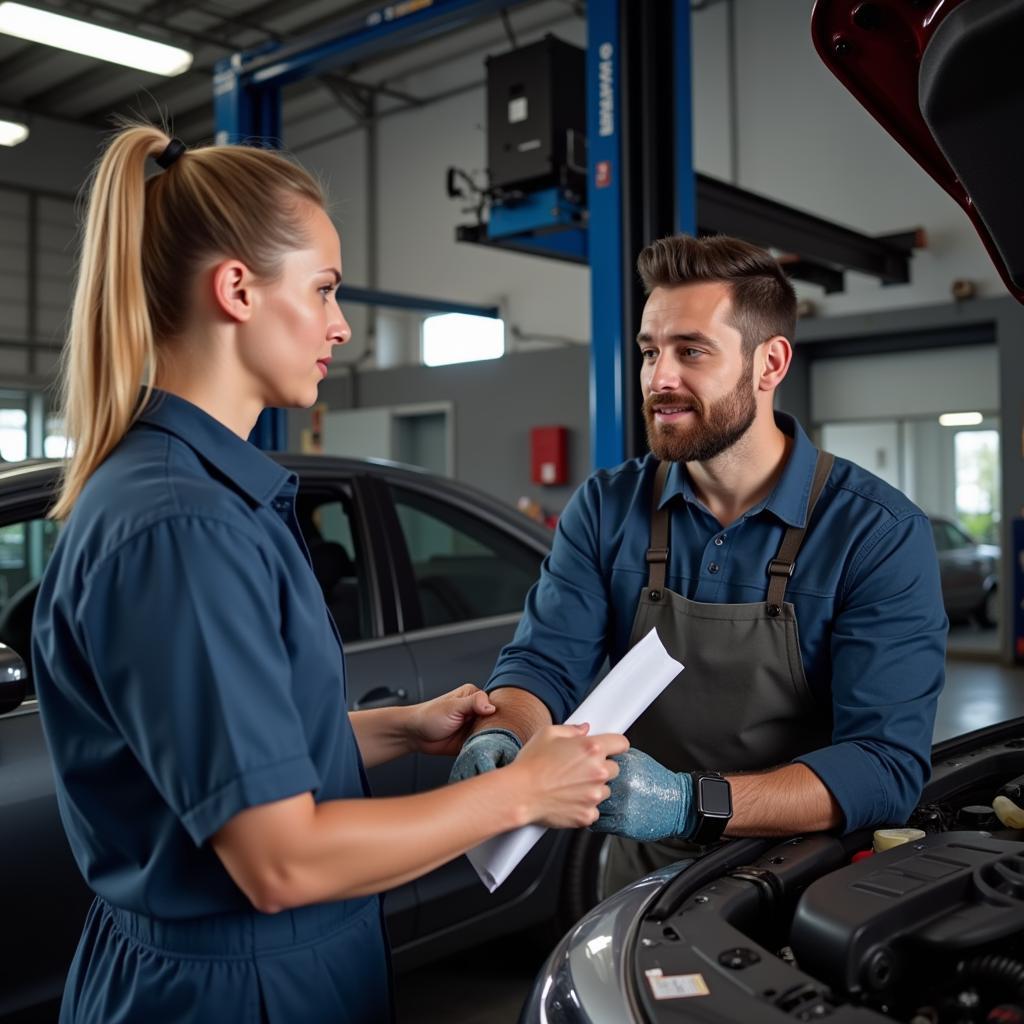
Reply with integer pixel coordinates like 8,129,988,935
627,730,1024,1023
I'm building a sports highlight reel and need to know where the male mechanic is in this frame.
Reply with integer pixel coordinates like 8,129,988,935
451,233,947,893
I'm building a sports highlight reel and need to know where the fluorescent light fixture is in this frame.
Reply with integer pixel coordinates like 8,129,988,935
0,2,192,76
0,118,28,146
939,412,984,427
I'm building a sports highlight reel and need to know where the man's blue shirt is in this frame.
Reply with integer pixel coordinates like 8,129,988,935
488,413,948,832
33,391,377,924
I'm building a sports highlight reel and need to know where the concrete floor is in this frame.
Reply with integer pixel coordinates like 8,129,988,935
397,653,1024,1024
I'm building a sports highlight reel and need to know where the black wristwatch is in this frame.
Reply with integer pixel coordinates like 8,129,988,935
688,770,733,845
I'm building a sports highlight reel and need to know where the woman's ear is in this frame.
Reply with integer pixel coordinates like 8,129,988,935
211,259,256,323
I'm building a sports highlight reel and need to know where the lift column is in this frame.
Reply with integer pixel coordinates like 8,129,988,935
588,0,696,469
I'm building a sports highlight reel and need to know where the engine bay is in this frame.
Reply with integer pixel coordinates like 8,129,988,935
628,728,1024,1023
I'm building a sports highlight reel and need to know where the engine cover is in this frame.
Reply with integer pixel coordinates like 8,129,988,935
790,832,1024,996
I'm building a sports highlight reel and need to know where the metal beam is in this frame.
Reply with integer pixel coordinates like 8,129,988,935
237,0,530,89
694,173,916,285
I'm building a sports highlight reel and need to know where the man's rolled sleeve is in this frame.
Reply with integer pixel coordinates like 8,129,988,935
795,512,947,832
487,478,611,722
76,516,320,845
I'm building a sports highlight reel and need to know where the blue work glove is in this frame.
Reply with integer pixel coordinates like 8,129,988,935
591,748,696,842
448,727,523,783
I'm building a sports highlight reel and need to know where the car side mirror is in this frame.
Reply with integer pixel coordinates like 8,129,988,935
0,642,29,714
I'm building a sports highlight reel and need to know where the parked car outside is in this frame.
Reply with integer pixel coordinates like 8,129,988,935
0,455,584,1021
522,717,1024,1023
930,516,1000,627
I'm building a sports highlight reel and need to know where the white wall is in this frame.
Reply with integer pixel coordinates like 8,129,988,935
820,420,902,489
810,345,999,423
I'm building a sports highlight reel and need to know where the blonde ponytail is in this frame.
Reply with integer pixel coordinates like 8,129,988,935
52,123,325,519
52,126,165,519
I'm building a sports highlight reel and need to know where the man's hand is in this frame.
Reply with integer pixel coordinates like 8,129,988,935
591,748,696,842
406,684,497,758
448,727,523,782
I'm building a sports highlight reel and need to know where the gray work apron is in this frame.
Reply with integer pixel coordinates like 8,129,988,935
598,451,835,898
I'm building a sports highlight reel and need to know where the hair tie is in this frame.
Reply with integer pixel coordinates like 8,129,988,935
155,138,186,170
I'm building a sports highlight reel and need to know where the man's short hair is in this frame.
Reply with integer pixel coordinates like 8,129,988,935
636,234,797,358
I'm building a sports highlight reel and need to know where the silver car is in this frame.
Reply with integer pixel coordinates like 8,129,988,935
931,516,1000,627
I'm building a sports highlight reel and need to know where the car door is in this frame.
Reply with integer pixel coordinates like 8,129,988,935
291,473,421,946
0,508,95,1019
375,477,552,937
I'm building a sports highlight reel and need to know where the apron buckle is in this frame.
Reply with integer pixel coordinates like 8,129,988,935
645,547,669,564
767,558,795,578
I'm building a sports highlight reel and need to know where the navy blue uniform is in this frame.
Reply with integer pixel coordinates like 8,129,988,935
33,391,391,1023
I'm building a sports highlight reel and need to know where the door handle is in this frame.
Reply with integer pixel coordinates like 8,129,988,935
354,687,409,710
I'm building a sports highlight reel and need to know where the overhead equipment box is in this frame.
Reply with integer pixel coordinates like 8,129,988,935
486,35,586,195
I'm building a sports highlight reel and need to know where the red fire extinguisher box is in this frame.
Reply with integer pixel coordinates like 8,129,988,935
531,426,568,486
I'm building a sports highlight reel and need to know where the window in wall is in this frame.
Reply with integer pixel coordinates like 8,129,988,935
421,313,504,367
954,429,1000,543
0,396,27,462
44,411,71,458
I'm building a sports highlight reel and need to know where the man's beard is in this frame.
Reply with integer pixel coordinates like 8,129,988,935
644,367,757,463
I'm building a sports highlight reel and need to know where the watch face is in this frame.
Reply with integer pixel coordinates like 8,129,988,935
699,777,732,817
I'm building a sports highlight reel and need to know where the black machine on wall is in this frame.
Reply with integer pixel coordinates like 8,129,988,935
484,35,586,197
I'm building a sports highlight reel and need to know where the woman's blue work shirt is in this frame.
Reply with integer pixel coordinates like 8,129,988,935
32,391,391,1023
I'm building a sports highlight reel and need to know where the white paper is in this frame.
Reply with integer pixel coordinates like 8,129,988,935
466,628,684,892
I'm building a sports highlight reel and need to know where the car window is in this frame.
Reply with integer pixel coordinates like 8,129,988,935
0,517,61,695
390,485,542,628
295,493,373,643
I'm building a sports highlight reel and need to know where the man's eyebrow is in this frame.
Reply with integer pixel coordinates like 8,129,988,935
635,331,721,350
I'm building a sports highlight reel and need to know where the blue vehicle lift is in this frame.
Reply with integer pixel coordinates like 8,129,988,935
214,0,691,466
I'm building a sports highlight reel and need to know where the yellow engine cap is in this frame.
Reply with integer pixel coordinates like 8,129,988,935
993,795,1024,829
872,827,927,852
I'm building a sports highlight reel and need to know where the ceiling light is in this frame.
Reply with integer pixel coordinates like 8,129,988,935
0,2,192,76
0,118,28,146
938,412,984,427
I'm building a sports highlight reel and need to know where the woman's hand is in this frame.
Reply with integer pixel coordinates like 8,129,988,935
406,684,497,757
508,724,629,829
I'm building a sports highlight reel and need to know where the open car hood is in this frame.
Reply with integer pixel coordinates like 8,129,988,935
811,0,1024,304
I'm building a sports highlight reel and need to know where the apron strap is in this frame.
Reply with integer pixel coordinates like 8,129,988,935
645,460,672,595
765,450,835,616
646,450,834,607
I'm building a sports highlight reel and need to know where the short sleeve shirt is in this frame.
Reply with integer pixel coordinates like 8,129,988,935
32,391,372,919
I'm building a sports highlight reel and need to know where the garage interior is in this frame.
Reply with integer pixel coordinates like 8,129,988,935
2,0,1024,1022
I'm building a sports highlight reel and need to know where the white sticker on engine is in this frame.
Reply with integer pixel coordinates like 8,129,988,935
508,97,528,123
645,968,710,1000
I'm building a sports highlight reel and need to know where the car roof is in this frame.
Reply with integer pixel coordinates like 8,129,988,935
0,455,553,548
